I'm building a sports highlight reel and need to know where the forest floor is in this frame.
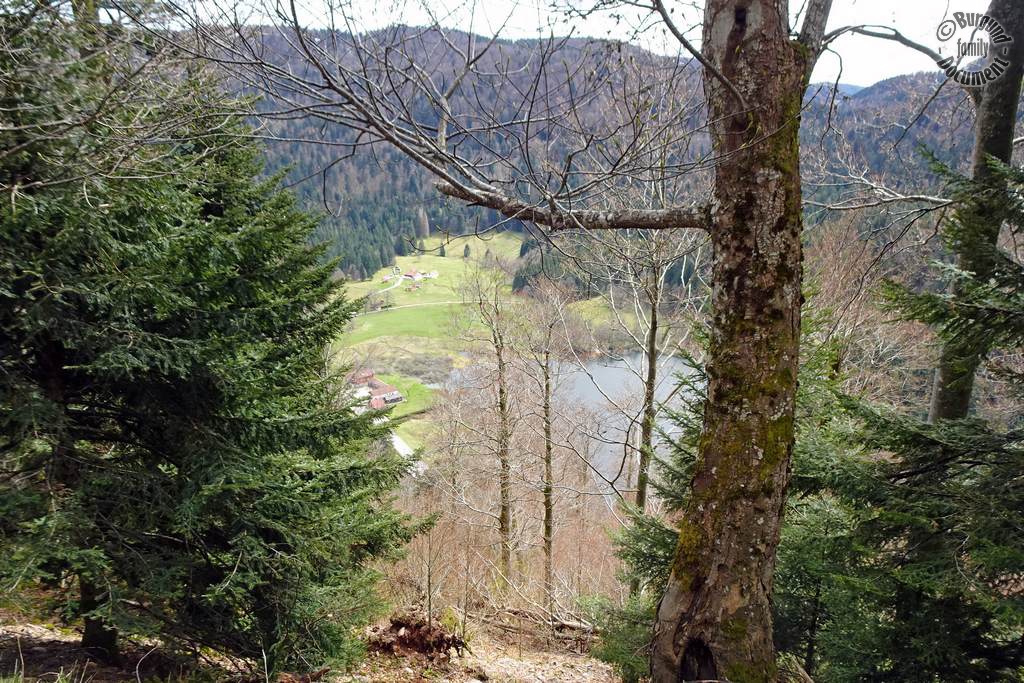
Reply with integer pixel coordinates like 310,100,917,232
337,631,616,683
0,612,617,683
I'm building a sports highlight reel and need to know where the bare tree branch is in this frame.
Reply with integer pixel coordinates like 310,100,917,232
823,24,980,103
436,180,709,231
824,24,943,65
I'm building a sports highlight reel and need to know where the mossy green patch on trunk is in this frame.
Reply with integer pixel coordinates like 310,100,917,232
724,659,779,683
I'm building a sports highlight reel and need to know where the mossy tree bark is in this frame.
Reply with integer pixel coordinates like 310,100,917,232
928,0,1024,422
650,0,829,680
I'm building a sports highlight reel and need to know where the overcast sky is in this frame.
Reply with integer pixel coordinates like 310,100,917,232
333,0,993,87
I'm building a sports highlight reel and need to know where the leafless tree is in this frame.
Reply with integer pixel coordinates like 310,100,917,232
456,265,522,589
425,317,621,621
561,225,706,514
515,276,577,612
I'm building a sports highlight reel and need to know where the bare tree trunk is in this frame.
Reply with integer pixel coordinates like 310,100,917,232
928,0,1024,422
651,1,809,679
495,332,514,587
542,348,554,612
79,576,119,663
631,290,659,597
462,268,518,591
635,288,659,513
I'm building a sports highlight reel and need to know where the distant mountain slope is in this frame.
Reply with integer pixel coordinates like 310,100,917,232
253,29,1007,275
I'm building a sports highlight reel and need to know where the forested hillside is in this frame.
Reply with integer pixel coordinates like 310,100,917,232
256,28,1008,278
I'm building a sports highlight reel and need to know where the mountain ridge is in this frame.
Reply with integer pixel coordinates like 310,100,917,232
251,28,1000,276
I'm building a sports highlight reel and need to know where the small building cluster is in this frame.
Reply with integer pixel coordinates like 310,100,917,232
381,268,439,283
348,368,404,411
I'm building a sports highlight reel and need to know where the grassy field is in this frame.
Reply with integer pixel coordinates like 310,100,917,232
569,295,641,333
394,418,434,451
377,373,435,451
339,304,463,347
340,232,521,353
345,232,521,308
568,296,612,323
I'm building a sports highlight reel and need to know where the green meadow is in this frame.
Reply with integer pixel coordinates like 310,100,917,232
339,232,522,453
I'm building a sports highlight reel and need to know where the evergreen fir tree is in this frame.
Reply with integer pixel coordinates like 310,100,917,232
0,6,416,672
836,160,1024,681
0,123,417,674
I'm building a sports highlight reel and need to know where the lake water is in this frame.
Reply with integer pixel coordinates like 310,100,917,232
447,352,695,495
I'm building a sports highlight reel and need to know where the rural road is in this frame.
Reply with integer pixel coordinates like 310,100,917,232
357,300,463,316
373,416,415,458
378,273,405,293
391,433,414,458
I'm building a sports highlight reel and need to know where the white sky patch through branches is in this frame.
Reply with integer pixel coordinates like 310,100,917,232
282,0,992,87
